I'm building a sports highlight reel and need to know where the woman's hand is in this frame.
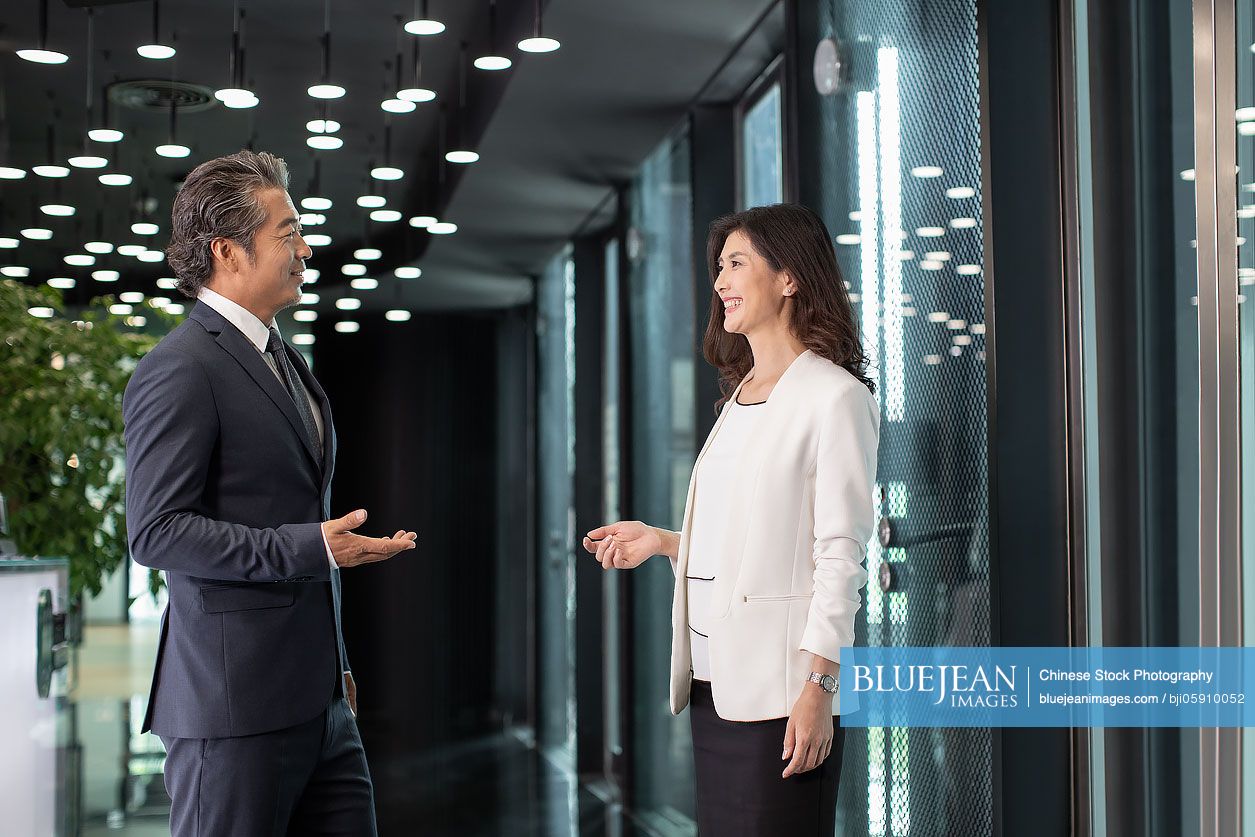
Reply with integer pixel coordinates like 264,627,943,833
781,686,835,778
581,521,666,570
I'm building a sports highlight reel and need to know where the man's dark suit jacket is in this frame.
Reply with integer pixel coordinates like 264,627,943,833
123,300,347,739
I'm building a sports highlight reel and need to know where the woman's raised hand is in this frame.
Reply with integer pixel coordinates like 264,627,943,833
581,521,662,570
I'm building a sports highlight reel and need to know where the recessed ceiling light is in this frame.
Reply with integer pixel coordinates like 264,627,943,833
64,254,95,266
41,204,75,217
306,119,341,134
68,155,108,169
408,215,436,228
137,43,176,60
350,277,378,291
32,164,70,178
335,297,361,311
88,128,124,143
474,55,512,71
301,197,333,211
17,49,69,65
120,291,145,303
156,277,178,289
1,266,30,277
381,98,416,113
292,333,316,345
394,266,421,279
99,173,133,186
0,166,26,179
117,244,146,256
155,144,190,158
334,320,360,333
397,87,436,103
308,83,346,99
356,195,386,209
385,309,411,322
294,310,318,322
47,277,75,289
427,221,458,235
445,150,479,164
21,228,53,240
304,234,332,247
307,135,344,150
93,269,120,282
28,306,56,318
137,250,165,262
518,36,561,53
132,222,160,235
300,292,320,305
369,209,402,223
341,263,367,276
370,166,404,180
354,248,382,260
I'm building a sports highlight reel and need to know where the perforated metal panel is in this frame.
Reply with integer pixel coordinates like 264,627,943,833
809,1,992,834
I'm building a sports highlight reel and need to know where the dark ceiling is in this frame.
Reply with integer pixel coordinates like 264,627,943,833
0,0,778,317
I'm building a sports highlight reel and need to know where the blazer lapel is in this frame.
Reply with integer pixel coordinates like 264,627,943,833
286,344,336,492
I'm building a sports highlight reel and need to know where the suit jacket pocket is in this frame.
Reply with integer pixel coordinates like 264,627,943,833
200,584,297,613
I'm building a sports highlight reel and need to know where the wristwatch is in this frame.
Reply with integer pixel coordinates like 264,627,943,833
808,671,839,693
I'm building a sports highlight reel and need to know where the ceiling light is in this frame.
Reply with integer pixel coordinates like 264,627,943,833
369,209,402,222
335,297,361,311
306,119,341,134
41,204,75,217
427,221,457,234
394,266,421,279
165,303,184,315
47,277,75,289
385,309,411,322
117,244,146,256
357,195,386,208
0,238,18,248
149,296,171,308
28,306,56,318
22,228,53,240
397,87,436,103
137,43,176,60
945,186,976,199
350,277,379,290
109,303,133,315
308,84,346,99
156,144,190,158
294,310,318,322
69,155,108,168
99,173,133,186
950,217,978,229
32,164,69,178
956,264,982,276
409,215,436,228
1,266,30,277
18,50,68,65
404,0,445,36
304,234,332,247
88,128,123,142
518,0,560,53
156,276,178,289
381,98,416,113
445,150,479,164
299,213,326,226
334,320,360,333
307,135,344,150
137,250,165,262
341,263,367,276
303,268,320,282
301,197,333,211
911,166,944,178
354,248,382,260
371,166,404,180
0,166,26,179
222,93,259,109
835,234,860,246
64,254,95,266
300,292,320,304
132,222,159,235
120,291,145,303
916,226,946,238
292,333,316,346
93,269,120,282
85,241,114,254
474,55,511,71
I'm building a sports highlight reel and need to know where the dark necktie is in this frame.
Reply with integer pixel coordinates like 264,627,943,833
266,327,321,457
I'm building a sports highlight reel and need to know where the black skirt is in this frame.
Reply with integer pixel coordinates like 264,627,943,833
689,679,844,837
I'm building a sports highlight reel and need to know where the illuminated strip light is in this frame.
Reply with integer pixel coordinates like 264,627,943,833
879,47,905,423
856,90,880,401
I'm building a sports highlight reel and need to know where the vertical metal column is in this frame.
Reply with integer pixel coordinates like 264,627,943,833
1192,0,1243,834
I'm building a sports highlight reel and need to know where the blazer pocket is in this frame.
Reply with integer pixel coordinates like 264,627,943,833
200,585,297,613
743,593,814,603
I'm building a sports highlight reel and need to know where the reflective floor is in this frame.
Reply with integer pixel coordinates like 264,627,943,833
72,624,652,836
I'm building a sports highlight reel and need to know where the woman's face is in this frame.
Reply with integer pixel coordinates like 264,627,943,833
714,229,795,338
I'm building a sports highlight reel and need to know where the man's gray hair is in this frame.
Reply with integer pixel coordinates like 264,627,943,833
166,150,291,298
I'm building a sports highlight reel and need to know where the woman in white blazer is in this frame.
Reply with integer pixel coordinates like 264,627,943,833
583,204,879,835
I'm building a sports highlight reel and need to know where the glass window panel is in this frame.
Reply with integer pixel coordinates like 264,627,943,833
741,79,784,208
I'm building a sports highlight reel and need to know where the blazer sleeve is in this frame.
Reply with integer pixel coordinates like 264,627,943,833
123,347,331,583
799,382,880,662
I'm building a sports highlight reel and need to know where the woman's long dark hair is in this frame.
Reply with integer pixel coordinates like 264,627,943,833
702,203,874,408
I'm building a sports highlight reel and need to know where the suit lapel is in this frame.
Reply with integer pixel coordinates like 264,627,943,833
286,344,336,492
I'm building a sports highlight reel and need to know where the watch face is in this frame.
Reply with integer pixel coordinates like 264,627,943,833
822,674,838,692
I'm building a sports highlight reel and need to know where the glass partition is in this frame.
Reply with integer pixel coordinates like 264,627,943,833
740,71,784,209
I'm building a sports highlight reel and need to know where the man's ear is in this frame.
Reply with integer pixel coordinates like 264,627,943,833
209,237,236,274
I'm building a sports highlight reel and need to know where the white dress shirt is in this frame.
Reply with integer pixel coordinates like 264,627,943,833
196,288,336,570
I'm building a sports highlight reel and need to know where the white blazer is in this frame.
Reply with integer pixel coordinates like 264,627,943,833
669,349,880,721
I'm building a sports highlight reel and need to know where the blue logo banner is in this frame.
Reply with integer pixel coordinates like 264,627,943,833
837,647,1255,727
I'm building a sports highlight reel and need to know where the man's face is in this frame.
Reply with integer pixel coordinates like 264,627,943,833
243,188,312,315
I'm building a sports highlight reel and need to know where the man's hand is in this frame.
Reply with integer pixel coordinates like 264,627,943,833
322,509,417,569
344,672,358,717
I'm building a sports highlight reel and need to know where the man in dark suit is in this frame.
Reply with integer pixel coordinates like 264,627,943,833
123,150,416,836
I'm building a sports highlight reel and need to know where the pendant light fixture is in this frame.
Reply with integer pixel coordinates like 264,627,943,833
17,0,69,64
84,13,125,146
371,124,404,180
445,44,479,164
156,43,191,158
215,3,258,108
404,0,445,36
85,212,114,254
398,33,436,103
474,0,511,71
33,120,69,178
382,24,416,113
308,0,346,99
301,159,333,211
99,143,132,186
88,72,124,143
518,0,561,53
137,0,176,60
